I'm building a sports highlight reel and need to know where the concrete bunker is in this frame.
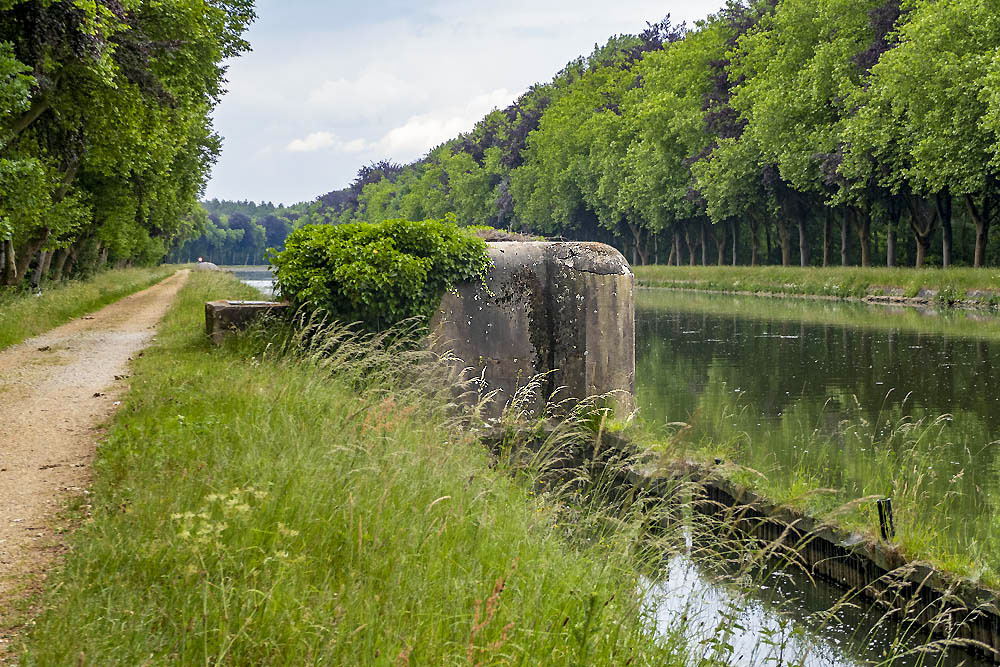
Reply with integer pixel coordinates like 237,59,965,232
431,241,635,417
204,241,636,416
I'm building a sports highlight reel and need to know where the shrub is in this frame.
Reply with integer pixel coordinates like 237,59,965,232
270,218,490,331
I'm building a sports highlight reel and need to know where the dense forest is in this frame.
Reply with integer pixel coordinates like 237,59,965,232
167,199,303,265
297,0,1000,269
0,0,255,287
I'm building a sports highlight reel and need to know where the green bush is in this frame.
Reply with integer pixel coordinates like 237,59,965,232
270,218,490,331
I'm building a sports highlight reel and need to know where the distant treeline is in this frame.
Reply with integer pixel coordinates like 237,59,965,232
0,1,255,288
167,199,307,265
298,0,1000,269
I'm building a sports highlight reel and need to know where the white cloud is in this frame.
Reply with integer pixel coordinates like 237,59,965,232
286,131,368,153
375,88,514,158
305,65,427,120
286,88,513,161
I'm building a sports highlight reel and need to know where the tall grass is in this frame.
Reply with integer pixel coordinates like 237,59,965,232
19,272,681,665
634,265,1000,302
19,271,986,664
642,385,1000,589
0,265,177,351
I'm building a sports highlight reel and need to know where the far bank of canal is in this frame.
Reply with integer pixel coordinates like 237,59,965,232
636,288,1000,586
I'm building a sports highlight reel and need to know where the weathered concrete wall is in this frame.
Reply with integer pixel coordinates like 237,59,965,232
205,300,289,345
431,241,635,417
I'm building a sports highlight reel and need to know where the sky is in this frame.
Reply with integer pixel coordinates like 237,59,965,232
204,0,727,207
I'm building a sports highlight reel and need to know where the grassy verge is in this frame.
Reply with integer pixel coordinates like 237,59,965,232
18,271,684,664
634,264,1000,303
0,265,179,351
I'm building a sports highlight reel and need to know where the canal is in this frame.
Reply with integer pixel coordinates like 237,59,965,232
636,289,1000,583
637,288,1000,664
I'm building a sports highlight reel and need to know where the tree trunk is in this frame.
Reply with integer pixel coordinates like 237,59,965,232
840,213,851,266
915,233,930,268
749,219,760,266
855,208,871,267
764,222,773,264
31,250,50,288
14,230,48,285
637,242,649,266
684,225,696,267
965,193,993,268
712,223,727,266
936,191,953,268
906,196,937,268
797,217,809,267
822,210,831,267
64,244,81,278
700,222,708,266
776,218,791,266
2,96,52,147
51,248,71,281
626,221,647,266
731,220,737,266
886,204,897,268
2,239,15,286
673,226,682,266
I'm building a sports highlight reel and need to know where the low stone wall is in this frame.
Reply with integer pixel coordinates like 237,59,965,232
431,241,635,417
205,300,289,345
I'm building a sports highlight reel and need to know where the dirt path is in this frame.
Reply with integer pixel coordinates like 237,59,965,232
0,270,188,651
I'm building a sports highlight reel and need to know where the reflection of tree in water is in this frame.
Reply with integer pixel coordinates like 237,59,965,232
637,304,1000,429
636,300,1000,577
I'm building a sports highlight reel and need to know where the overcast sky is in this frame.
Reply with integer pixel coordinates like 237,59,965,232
204,0,726,206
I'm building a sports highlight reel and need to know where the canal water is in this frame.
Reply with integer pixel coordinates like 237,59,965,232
636,289,1000,580
226,267,275,298
637,288,1000,665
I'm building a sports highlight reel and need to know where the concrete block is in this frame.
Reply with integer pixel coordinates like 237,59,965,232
205,300,289,345
431,241,635,417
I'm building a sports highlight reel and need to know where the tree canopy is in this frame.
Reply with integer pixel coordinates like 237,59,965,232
303,1,1000,270
0,0,255,287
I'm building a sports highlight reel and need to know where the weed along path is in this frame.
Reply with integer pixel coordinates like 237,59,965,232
0,270,188,643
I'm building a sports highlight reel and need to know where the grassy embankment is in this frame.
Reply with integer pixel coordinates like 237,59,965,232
18,270,690,664
0,265,178,351
634,264,1000,303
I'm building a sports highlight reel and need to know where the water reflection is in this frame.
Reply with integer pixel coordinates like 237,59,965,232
651,546,986,666
636,290,1000,579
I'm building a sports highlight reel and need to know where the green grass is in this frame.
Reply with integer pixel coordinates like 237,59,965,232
18,271,686,665
637,385,1000,589
0,265,178,351
17,271,974,664
634,264,1000,303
